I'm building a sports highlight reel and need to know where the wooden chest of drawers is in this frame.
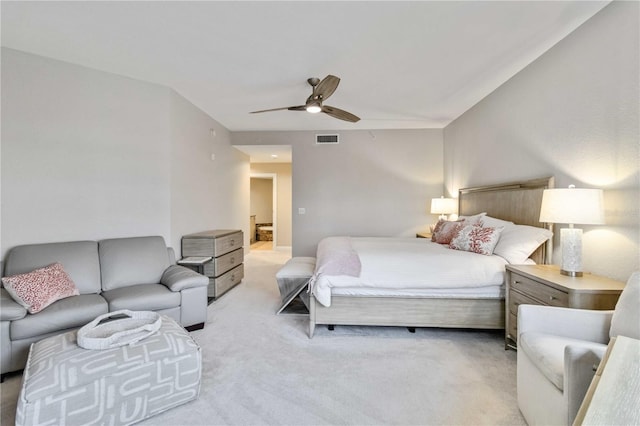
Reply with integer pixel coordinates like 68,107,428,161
181,230,244,299
505,264,625,350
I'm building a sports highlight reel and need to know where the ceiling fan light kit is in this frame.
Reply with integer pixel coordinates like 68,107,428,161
306,103,322,114
250,75,360,122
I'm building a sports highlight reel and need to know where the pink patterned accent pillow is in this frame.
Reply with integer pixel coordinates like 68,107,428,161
2,263,79,314
449,225,504,256
432,219,466,244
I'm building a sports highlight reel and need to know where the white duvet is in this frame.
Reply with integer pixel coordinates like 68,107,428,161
311,237,508,307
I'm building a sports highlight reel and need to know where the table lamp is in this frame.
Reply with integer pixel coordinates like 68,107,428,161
430,197,457,221
539,185,604,277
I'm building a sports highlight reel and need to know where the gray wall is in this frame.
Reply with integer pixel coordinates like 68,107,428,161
250,178,273,223
1,48,248,259
169,91,249,253
443,1,639,282
233,129,444,256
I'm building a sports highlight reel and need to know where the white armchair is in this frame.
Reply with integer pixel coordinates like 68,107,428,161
517,272,639,425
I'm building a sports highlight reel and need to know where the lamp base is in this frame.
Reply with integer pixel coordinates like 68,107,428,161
560,227,583,278
561,269,583,277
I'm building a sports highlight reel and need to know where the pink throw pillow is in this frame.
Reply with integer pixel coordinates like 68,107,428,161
449,225,504,256
2,263,79,314
432,219,466,244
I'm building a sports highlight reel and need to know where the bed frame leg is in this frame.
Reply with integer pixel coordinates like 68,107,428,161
328,325,335,331
407,327,416,333
309,294,316,338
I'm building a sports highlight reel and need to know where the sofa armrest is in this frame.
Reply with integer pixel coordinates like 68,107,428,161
1,288,27,321
161,265,208,292
564,344,607,425
518,305,613,344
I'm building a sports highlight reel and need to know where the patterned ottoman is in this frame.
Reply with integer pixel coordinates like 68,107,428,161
16,315,201,426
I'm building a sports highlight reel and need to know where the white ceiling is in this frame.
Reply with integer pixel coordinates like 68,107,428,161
1,1,609,132
234,144,292,163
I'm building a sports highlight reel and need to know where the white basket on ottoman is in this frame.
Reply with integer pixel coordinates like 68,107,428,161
16,315,201,426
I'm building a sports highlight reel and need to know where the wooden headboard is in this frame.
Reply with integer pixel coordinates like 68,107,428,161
458,176,555,264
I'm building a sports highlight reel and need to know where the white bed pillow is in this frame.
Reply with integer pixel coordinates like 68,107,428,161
458,212,486,226
480,215,515,230
492,224,553,264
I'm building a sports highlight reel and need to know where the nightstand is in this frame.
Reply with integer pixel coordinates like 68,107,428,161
505,264,625,350
416,231,432,239
181,230,244,300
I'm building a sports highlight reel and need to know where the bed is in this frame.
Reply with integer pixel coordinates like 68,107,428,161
308,176,555,337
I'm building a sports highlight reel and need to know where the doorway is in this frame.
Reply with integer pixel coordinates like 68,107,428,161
233,144,292,252
250,173,277,250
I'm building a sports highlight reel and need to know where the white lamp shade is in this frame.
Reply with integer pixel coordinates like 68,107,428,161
539,187,605,225
430,197,457,215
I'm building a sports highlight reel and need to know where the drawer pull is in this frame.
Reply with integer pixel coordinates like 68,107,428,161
549,296,557,301
513,280,521,285
231,274,236,281
230,257,235,263
230,239,235,245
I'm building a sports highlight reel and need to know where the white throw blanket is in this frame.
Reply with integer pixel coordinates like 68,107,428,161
311,237,508,307
314,236,361,277
309,237,361,300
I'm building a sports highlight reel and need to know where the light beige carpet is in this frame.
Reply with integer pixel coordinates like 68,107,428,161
250,241,273,251
0,248,525,425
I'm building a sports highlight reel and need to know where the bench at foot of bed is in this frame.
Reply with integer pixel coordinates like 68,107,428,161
275,256,315,314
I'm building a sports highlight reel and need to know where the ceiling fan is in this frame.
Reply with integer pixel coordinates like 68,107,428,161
250,75,360,122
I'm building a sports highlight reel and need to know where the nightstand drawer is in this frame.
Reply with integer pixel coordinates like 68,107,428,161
511,273,568,307
214,248,243,276
214,232,243,256
208,264,244,298
201,248,243,277
182,230,243,257
509,289,540,315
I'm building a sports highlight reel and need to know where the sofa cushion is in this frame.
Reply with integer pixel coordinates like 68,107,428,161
519,331,607,391
1,288,27,321
3,241,101,295
101,284,181,312
10,294,108,340
99,236,170,291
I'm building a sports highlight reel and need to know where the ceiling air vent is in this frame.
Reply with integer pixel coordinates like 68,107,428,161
316,134,339,144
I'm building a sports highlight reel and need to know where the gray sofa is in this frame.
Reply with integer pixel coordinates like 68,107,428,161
1,236,209,378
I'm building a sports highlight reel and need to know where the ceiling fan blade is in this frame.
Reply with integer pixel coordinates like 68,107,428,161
313,75,340,101
322,105,360,123
250,105,305,114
